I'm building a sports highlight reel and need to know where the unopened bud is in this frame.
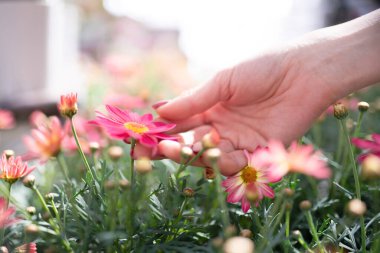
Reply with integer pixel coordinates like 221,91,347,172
26,206,36,215
201,129,220,149
283,188,294,198
240,229,252,238
22,175,35,188
108,146,124,161
45,193,55,202
89,142,100,153
104,180,116,190
333,103,348,120
118,179,130,189
25,224,39,235
347,199,366,217
361,155,380,180
299,200,312,211
0,246,8,253
223,236,255,253
183,187,195,197
357,101,370,112
135,157,152,174
205,148,221,163
180,146,193,160
292,230,302,238
204,167,215,180
42,212,51,221
4,150,15,159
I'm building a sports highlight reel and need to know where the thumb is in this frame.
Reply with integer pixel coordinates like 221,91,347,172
155,69,232,121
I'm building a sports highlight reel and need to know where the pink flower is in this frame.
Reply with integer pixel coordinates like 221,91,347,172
0,152,35,184
58,92,78,118
92,105,176,147
222,149,279,213
352,133,380,162
0,197,18,228
0,109,15,129
15,243,37,253
262,140,331,179
24,116,65,161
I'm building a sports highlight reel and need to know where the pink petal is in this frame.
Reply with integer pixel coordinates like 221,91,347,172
140,135,158,147
241,197,251,213
141,113,153,122
227,184,245,203
372,134,380,144
352,138,380,151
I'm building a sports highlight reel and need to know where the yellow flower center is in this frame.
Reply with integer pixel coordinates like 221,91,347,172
241,165,257,183
124,122,149,134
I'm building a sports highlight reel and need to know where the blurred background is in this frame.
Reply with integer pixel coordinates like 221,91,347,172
0,0,379,153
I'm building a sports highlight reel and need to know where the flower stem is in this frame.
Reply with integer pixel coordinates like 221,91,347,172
353,111,364,138
305,210,325,253
211,160,230,230
181,149,206,171
130,139,136,188
285,208,291,238
0,183,12,244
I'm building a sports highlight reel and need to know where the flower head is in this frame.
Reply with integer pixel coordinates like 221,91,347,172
15,243,37,253
0,109,15,129
0,197,18,228
92,105,176,148
0,152,35,184
222,149,279,213
352,133,380,162
24,115,65,161
262,140,331,179
58,92,78,118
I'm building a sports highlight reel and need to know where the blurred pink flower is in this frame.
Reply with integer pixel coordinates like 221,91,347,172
262,140,331,179
222,149,279,213
0,197,18,228
0,152,35,184
104,94,146,110
29,111,50,128
92,105,176,147
0,109,15,129
15,243,37,253
352,133,380,162
24,116,65,161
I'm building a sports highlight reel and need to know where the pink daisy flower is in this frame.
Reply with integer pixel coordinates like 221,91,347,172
0,109,15,129
222,149,279,213
352,133,380,162
0,152,35,184
0,197,18,228
92,105,176,147
262,140,331,179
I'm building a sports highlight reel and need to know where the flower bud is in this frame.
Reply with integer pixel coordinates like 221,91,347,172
201,129,220,149
204,148,221,163
108,146,123,161
58,93,78,118
240,229,252,238
104,180,116,190
223,236,255,253
3,149,15,160
361,155,380,180
0,246,8,253
333,103,348,120
183,187,195,197
24,224,39,235
26,206,36,216
42,212,51,221
22,175,35,188
347,199,366,217
180,146,193,160
204,167,215,180
118,179,130,189
135,157,152,174
89,142,100,153
283,188,294,198
299,200,312,211
357,101,370,112
45,193,55,202
292,230,302,238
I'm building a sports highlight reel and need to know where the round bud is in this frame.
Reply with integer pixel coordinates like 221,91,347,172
357,101,370,112
0,246,9,253
45,193,55,202
299,200,312,211
22,175,35,188
24,224,39,235
183,187,195,197
347,199,367,217
204,167,215,180
26,206,36,216
89,142,100,153
135,157,152,174
240,229,252,238
118,179,130,189
42,212,51,221
201,129,220,149
180,146,193,160
4,150,15,160
104,180,116,190
223,236,255,253
361,155,380,180
292,230,302,238
283,188,294,198
205,148,222,163
108,146,124,161
333,103,348,120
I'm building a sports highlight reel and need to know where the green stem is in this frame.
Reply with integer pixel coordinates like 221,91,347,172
353,111,364,138
130,139,136,188
305,210,325,253
211,160,230,230
0,183,12,244
181,149,206,171
295,232,314,253
285,208,291,238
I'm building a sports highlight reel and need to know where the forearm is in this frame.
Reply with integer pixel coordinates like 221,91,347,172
293,9,380,103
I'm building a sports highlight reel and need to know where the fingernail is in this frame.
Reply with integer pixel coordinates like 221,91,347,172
152,100,168,110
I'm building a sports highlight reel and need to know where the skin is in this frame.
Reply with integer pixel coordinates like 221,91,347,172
146,9,380,176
